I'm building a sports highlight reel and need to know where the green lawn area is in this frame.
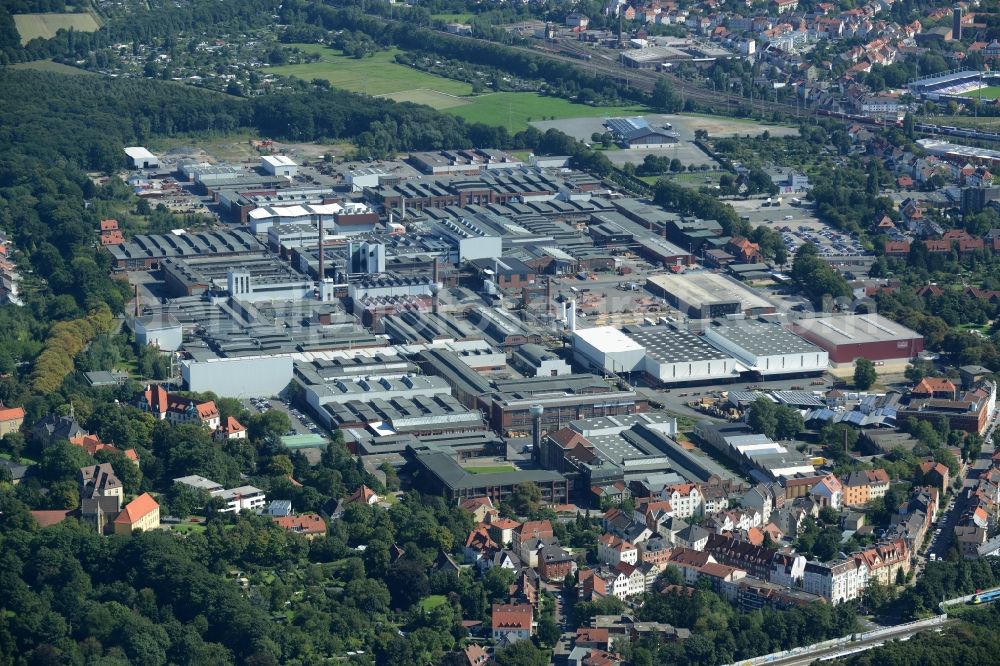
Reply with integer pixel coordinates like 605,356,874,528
466,464,518,474
272,45,650,131
448,92,649,132
419,595,448,611
11,59,95,75
168,523,206,534
0,452,38,465
960,86,1000,100
432,12,474,22
271,46,473,99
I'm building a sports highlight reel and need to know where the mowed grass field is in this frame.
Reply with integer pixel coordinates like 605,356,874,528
960,85,1000,100
272,44,651,131
11,59,95,75
14,12,101,45
271,46,473,98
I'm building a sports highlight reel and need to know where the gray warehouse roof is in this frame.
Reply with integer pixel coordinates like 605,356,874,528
792,314,922,345
708,320,821,356
623,325,732,364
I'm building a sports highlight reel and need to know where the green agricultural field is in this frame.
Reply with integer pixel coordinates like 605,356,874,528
271,46,473,100
14,12,101,45
960,86,1000,100
446,92,649,132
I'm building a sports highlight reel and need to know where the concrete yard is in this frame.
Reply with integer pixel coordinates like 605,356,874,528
530,113,797,167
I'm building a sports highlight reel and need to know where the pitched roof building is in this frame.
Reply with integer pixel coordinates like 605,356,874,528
113,492,160,535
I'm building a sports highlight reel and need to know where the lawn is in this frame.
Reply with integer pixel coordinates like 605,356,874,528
13,12,101,45
467,464,518,474
273,45,650,131
432,12,474,22
0,452,38,465
11,59,94,75
271,46,473,99
419,595,448,612
447,92,649,132
960,85,1000,100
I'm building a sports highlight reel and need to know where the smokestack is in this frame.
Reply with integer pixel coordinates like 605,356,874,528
317,216,325,300
561,300,568,321
432,257,441,314
546,277,552,316
530,404,544,453
568,300,577,332
953,6,963,40
134,283,140,318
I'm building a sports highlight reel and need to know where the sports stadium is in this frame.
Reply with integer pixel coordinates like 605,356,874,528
909,69,1000,102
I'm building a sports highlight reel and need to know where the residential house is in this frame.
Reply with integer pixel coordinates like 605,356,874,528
802,558,868,604
492,603,534,643
343,484,381,508
138,385,221,430
920,462,950,493
639,537,672,570
460,496,496,523
633,499,674,533
113,492,160,535
273,513,327,539
218,485,266,513
79,463,124,508
464,644,490,666
855,539,910,585
666,548,717,584
214,416,247,441
673,523,710,551
842,469,890,507
740,485,774,523
488,517,521,547
598,533,639,566
912,377,958,400
662,483,702,519
513,520,554,553
809,475,844,510
31,414,87,448
0,405,24,437
539,544,577,581
955,525,987,559
267,499,293,517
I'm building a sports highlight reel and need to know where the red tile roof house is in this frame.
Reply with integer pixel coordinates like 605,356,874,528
513,519,554,552
342,484,381,507
113,492,160,535
137,385,220,430
214,416,247,441
491,603,534,643
272,513,327,539
0,405,25,437
920,462,950,493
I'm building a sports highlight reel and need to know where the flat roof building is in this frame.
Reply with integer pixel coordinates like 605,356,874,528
703,319,828,377
573,326,647,374
623,324,742,385
261,155,298,177
646,271,776,319
790,314,923,365
412,450,569,506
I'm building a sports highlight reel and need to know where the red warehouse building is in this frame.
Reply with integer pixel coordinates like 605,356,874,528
790,314,923,365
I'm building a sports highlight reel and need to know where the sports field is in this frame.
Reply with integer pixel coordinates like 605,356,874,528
14,12,101,45
960,85,1000,100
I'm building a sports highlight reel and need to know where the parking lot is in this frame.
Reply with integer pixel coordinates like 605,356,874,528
245,397,327,438
729,198,868,259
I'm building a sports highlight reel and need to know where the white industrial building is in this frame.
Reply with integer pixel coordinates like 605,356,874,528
260,155,298,177
124,147,160,170
181,354,294,398
572,326,646,374
247,203,340,234
133,314,183,351
425,217,503,262
624,325,742,385
703,319,828,377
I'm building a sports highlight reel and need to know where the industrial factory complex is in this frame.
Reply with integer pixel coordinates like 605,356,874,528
113,146,931,512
